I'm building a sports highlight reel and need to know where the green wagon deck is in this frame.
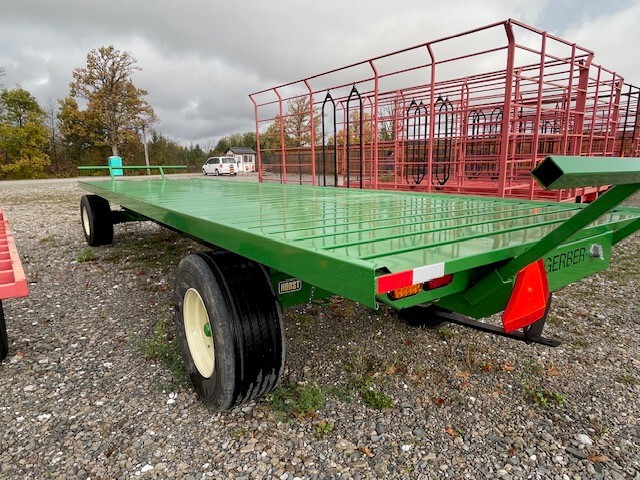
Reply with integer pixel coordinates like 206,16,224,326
78,177,640,309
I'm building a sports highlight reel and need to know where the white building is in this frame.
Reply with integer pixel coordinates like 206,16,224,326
226,147,256,173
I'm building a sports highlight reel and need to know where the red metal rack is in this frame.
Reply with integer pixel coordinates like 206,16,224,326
0,209,28,300
250,19,639,202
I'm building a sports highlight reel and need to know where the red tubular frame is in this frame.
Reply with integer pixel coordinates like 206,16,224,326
249,19,637,202
0,209,28,300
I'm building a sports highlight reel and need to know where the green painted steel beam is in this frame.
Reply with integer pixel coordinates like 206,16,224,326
78,165,186,180
532,156,640,189
467,169,640,306
612,215,640,245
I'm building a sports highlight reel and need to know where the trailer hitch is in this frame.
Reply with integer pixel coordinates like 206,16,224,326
427,303,560,347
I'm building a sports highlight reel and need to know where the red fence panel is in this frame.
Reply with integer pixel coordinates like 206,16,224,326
250,19,636,203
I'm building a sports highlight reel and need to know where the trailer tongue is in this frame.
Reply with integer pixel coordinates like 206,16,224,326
78,156,640,409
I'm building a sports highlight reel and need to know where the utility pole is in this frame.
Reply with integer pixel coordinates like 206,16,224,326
48,100,58,175
142,124,150,175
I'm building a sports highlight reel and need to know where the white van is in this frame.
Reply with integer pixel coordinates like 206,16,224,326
202,157,237,176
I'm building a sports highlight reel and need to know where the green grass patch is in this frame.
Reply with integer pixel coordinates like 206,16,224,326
293,313,313,326
143,314,190,390
231,428,249,439
76,247,94,263
618,374,639,386
328,385,354,404
314,420,334,439
436,326,457,341
521,383,565,409
352,376,394,410
525,361,545,376
39,234,56,244
267,382,325,420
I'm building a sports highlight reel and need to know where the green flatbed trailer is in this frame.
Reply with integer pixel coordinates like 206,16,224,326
78,157,640,410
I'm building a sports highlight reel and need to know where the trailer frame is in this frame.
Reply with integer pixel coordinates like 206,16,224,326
77,156,640,409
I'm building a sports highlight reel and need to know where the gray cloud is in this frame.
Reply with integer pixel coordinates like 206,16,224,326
2,0,636,147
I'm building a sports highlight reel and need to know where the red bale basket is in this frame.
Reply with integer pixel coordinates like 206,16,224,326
250,19,640,203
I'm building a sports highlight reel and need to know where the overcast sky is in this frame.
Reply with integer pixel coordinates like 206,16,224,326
1,0,638,147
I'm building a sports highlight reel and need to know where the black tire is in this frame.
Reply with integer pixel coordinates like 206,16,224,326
398,304,447,328
203,169,207,176
80,195,113,246
214,169,219,176
174,251,285,410
0,301,8,361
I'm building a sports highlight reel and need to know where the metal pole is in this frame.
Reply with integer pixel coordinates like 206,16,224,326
142,124,150,175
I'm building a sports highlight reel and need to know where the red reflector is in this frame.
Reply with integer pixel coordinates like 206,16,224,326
425,274,454,290
502,259,549,333
377,270,413,294
388,284,422,300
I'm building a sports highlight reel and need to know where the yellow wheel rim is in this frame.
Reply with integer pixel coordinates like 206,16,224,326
81,206,90,236
183,288,214,378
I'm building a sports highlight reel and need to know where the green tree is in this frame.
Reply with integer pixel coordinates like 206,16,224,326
284,96,321,147
188,144,205,164
213,131,256,154
378,104,397,142
332,111,375,147
0,87,50,179
58,96,102,152
147,132,184,165
260,114,292,151
259,97,320,151
66,46,156,156
214,135,230,154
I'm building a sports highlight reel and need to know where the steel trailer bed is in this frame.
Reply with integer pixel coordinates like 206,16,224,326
78,156,640,409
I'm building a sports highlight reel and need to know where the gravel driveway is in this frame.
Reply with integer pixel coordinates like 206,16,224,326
0,179,639,479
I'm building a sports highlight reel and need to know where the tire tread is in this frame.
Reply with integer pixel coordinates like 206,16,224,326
0,301,8,361
199,252,284,407
175,251,284,410
81,195,113,246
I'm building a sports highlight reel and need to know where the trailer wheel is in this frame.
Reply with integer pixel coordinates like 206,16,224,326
0,301,8,361
398,304,446,328
80,195,113,246
174,251,285,410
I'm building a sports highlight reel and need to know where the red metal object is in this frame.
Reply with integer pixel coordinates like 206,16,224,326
250,19,639,202
376,263,446,295
0,209,28,300
616,84,640,158
501,259,549,333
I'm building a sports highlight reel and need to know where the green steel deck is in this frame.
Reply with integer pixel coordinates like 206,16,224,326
79,178,640,309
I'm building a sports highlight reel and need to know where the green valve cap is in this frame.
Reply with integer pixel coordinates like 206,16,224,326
203,323,212,338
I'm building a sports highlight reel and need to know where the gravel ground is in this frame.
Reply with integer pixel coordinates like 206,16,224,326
0,178,639,480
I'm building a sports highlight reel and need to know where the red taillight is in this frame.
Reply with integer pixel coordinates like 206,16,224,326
424,274,454,290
